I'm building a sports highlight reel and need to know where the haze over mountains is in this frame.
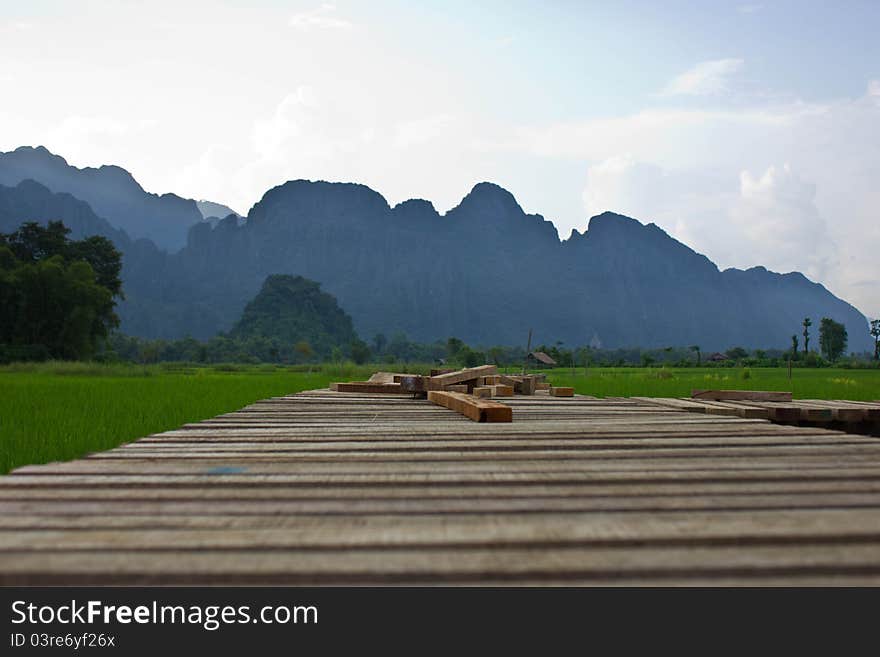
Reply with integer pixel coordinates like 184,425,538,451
0,146,203,250
0,145,871,352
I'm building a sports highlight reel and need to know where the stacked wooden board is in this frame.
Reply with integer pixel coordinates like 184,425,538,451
3,390,880,584
332,367,561,422
638,393,880,432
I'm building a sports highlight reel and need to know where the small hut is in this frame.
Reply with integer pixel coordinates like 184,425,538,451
707,352,729,363
526,351,557,368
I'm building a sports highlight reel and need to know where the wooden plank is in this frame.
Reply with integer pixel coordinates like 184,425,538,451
803,400,879,422
426,391,512,423
489,385,514,397
473,387,491,398
368,372,407,383
4,509,880,551
330,382,406,394
550,387,574,397
694,400,772,420
632,397,709,413
445,385,469,393
428,365,498,389
536,382,551,391
519,376,537,396
3,543,880,586
692,390,793,402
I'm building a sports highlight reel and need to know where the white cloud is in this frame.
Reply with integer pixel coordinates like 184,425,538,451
289,4,353,31
41,116,159,167
582,158,836,284
392,114,456,149
0,20,33,32
661,58,745,96
732,164,835,280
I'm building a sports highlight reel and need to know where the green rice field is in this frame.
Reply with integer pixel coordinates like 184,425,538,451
1,361,879,474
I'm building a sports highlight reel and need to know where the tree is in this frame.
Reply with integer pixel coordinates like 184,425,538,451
690,345,701,366
372,333,387,355
457,346,484,368
350,339,371,365
802,317,812,354
0,222,122,360
871,320,880,361
229,275,358,359
818,317,847,361
446,337,465,360
487,346,505,366
727,346,748,361
68,235,124,298
790,334,799,360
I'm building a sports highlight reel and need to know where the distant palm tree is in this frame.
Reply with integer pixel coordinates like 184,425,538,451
690,345,701,366
871,320,880,360
802,317,812,354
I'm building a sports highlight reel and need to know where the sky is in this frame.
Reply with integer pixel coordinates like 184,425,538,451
1,0,878,318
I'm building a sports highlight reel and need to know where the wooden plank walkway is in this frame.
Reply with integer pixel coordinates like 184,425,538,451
3,390,880,585
639,396,880,431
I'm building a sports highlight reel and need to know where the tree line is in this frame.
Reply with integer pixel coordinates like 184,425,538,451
1,221,878,367
0,222,122,362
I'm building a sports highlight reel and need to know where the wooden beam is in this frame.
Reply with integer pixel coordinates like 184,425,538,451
519,376,537,396
330,382,406,394
427,391,512,423
445,385,469,393
367,372,407,384
550,387,574,397
490,385,514,397
692,390,792,402
472,387,492,398
428,365,498,389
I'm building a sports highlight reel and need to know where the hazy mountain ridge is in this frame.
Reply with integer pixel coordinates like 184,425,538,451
0,146,203,250
0,152,871,352
196,199,241,222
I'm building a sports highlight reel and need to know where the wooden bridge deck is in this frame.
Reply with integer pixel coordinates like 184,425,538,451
3,389,880,585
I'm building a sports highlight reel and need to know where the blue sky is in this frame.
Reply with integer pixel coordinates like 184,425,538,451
1,0,878,317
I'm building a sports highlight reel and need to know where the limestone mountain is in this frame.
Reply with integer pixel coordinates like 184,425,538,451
196,200,241,222
0,146,203,251
146,180,872,351
0,160,871,352
230,275,359,357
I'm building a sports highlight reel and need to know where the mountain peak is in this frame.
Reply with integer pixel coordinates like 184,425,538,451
587,210,644,232
0,145,202,251
447,182,526,223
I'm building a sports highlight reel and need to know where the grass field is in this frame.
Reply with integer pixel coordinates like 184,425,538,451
1,361,879,474
550,366,880,401
0,362,378,475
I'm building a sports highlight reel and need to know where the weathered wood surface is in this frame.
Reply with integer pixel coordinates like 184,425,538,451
3,390,880,585
693,389,793,402
330,382,406,394
642,396,880,428
427,391,512,422
428,365,498,389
